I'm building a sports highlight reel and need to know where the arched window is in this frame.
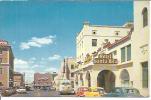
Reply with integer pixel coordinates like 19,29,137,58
120,69,130,87
142,7,148,27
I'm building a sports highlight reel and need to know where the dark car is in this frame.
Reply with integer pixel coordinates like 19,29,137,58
104,87,143,97
1,88,16,96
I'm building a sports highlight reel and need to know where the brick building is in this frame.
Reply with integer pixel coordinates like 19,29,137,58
0,40,14,89
34,72,52,89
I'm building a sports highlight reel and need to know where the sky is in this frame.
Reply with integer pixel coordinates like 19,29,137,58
0,0,133,83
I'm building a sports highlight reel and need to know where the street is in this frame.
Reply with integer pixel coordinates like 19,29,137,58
11,90,75,97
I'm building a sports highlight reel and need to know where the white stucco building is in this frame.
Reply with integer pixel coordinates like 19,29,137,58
72,0,149,97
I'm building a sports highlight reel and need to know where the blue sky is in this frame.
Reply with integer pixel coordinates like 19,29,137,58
0,0,133,83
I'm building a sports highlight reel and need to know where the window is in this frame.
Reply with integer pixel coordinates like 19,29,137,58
142,8,148,27
142,62,148,88
92,39,97,46
71,73,74,77
71,64,74,69
0,49,2,54
0,68,2,74
104,39,108,43
120,69,130,87
92,30,97,35
0,82,3,86
115,31,120,36
127,45,131,61
121,47,125,62
0,58,2,63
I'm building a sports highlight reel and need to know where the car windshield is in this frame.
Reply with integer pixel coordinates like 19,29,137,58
98,89,104,93
82,88,89,91
112,88,121,93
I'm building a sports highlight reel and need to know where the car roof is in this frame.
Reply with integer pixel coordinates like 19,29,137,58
78,87,89,89
114,87,138,90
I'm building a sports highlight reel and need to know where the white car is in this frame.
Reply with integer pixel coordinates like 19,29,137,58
59,80,74,95
16,88,26,93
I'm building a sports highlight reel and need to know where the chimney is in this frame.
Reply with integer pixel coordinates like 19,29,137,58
83,21,90,26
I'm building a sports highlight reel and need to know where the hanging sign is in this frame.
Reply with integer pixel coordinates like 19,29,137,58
93,53,118,64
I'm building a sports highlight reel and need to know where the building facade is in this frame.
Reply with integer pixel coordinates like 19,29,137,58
76,21,132,63
51,72,58,81
13,72,25,88
0,40,14,89
131,0,149,96
34,72,52,89
73,0,149,97
54,58,76,89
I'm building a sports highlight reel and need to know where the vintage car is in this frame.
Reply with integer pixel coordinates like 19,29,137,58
76,87,90,97
1,88,16,96
84,87,106,97
103,87,143,97
59,80,74,95
16,88,27,94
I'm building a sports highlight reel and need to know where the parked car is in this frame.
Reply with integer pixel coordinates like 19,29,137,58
59,80,74,95
1,88,16,96
76,87,90,97
97,87,107,96
16,88,27,94
50,87,56,91
103,87,143,97
84,87,100,97
84,87,107,97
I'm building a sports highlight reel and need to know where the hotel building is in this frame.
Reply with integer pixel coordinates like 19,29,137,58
0,40,14,89
73,0,149,97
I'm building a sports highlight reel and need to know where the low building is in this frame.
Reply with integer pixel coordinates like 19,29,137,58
64,58,76,88
34,72,52,89
13,72,25,88
55,57,76,89
0,40,14,89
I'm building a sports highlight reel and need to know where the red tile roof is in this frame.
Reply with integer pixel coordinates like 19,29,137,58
103,29,133,49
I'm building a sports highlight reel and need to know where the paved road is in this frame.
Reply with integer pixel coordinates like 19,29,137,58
11,90,75,97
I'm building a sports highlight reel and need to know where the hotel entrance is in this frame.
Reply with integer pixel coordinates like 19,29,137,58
97,70,115,92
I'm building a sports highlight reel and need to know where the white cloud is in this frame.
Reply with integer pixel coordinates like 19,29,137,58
14,58,35,83
44,67,58,73
20,35,55,50
14,55,60,83
14,58,28,67
48,54,61,61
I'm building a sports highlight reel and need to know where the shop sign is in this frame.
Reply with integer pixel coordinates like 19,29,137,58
93,53,118,64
